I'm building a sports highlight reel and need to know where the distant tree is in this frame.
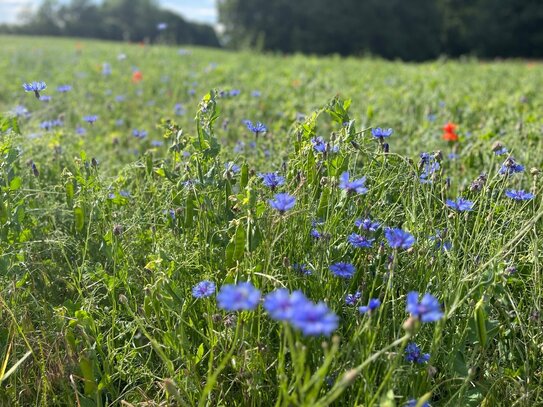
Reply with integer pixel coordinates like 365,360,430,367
0,0,220,48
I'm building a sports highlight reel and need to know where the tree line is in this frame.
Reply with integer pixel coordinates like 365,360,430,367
0,0,220,47
218,0,543,61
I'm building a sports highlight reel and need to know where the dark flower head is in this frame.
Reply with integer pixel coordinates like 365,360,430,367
217,282,261,311
258,172,285,190
405,342,430,364
329,262,356,278
446,197,474,212
339,172,368,194
290,301,339,336
406,291,444,323
192,280,216,298
269,193,296,213
505,189,534,201
23,81,46,98
384,228,415,249
347,233,374,248
371,127,393,139
358,298,381,314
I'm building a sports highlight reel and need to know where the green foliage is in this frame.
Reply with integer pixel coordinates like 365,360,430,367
0,35,542,406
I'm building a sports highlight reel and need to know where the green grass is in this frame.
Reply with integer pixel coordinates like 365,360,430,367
0,35,542,406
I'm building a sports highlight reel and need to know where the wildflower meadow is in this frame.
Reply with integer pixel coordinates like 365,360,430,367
0,35,542,406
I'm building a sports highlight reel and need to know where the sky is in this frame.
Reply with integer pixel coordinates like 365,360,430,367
0,0,218,25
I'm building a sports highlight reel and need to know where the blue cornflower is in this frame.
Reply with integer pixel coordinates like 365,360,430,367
339,172,368,194
345,291,362,306
258,172,285,190
243,120,267,135
269,193,296,213
119,190,131,198
290,301,339,336
251,90,261,98
420,159,441,184
40,95,52,102
115,95,125,102
505,189,534,201
348,233,374,248
385,228,415,249
371,127,393,139
329,262,356,278
406,291,444,323
429,230,452,252
191,280,216,298
311,137,327,153
174,103,186,116
23,81,46,98
405,342,430,364
499,158,524,175
76,125,86,135
217,282,261,311
310,229,322,239
151,140,164,147
293,263,312,276
225,162,240,174
40,120,62,131
494,146,508,156
264,289,308,321
354,218,380,232
358,298,381,314
446,197,474,212
405,399,431,407
83,115,98,124
57,85,72,93
12,105,29,118
102,63,112,76
133,129,148,139
229,89,241,97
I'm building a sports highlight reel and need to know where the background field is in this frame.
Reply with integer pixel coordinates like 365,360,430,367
0,36,542,406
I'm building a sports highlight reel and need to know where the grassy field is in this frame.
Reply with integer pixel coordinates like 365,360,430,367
0,35,542,406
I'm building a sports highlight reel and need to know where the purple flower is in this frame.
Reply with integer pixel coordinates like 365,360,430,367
293,263,312,276
505,189,534,201
405,342,430,364
243,120,267,135
57,85,72,93
329,262,356,278
339,172,368,194
354,218,380,232
259,172,285,190
264,289,308,321
405,399,430,407
358,298,381,314
347,233,374,248
311,137,327,153
385,228,415,249
406,292,444,323
192,280,216,298
23,81,46,98
371,127,393,139
345,291,362,306
133,129,147,139
225,162,240,174
217,282,261,311
446,197,474,212
499,158,524,175
290,301,339,336
83,115,98,124
269,193,296,213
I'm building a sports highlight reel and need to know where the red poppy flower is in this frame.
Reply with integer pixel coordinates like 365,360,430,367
132,71,143,83
443,122,456,133
442,131,458,142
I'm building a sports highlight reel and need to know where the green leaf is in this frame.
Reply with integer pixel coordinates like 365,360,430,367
74,207,85,232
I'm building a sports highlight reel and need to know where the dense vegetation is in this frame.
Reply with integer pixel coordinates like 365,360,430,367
0,0,219,47
218,0,543,60
0,36,542,406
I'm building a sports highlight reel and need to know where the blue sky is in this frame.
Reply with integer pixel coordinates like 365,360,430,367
0,0,218,25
